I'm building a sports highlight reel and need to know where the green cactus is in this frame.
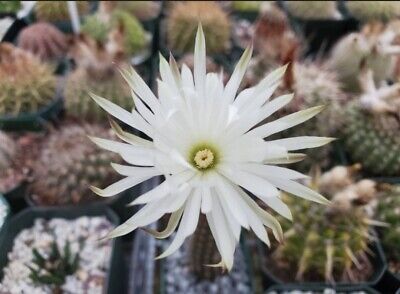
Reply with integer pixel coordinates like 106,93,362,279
347,1,400,23
189,216,223,280
328,23,400,92
28,240,80,287
81,15,110,43
269,166,377,282
231,1,261,12
115,1,161,21
342,68,400,176
0,1,21,14
166,1,231,55
377,185,400,275
0,43,56,116
29,123,120,206
34,1,89,22
0,131,17,170
285,1,341,20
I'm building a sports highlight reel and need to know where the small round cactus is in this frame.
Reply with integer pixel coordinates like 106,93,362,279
377,185,400,275
166,1,231,55
17,22,68,62
29,123,120,206
34,1,89,22
115,1,161,21
285,1,342,20
0,43,56,116
0,1,21,14
268,166,378,283
328,23,400,92
347,1,400,23
343,67,400,176
231,1,261,13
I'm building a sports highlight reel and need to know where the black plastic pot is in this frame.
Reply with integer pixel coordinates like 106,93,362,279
0,95,64,132
252,233,387,289
375,270,400,294
1,18,28,42
0,194,10,232
0,204,125,294
266,284,380,294
2,181,27,214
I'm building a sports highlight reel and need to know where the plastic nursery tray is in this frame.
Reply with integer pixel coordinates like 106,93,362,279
0,95,63,132
252,231,387,289
266,284,379,294
0,204,125,294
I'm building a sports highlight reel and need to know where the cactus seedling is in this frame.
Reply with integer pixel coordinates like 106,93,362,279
166,1,231,55
28,240,80,287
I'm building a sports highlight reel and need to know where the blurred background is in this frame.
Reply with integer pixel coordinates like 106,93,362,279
0,1,399,293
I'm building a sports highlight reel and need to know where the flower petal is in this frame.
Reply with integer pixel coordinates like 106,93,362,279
264,153,306,164
90,175,153,197
142,206,184,239
194,24,206,96
269,136,335,151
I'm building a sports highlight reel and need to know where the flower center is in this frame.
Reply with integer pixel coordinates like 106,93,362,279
194,148,214,169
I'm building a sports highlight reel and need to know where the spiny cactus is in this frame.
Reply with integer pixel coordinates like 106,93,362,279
115,1,161,21
0,1,21,14
29,123,120,206
189,216,223,280
342,68,400,176
0,43,56,116
285,1,342,20
166,1,231,55
231,1,261,12
347,1,400,23
28,240,80,286
377,185,400,275
35,1,89,22
328,23,400,92
0,131,17,170
17,22,68,62
81,15,110,43
269,166,378,283
65,35,132,123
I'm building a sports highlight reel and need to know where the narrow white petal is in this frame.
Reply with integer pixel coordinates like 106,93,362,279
143,206,184,239
264,153,306,164
201,186,213,213
88,136,148,155
261,195,293,220
90,176,150,197
269,136,335,151
110,163,161,178
194,24,206,95
110,120,153,148
240,163,308,180
249,105,325,138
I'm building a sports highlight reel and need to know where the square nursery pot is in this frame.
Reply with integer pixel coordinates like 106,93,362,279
129,229,257,294
266,284,380,294
250,233,387,290
0,204,125,294
0,94,64,132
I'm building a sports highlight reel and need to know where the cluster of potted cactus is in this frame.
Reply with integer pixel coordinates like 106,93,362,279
0,2,400,294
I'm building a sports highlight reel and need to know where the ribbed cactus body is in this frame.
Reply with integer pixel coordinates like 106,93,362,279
347,1,400,23
166,1,231,55
189,216,223,280
30,124,119,206
377,186,400,275
271,167,376,282
35,1,89,22
0,43,56,116
343,103,400,176
285,1,341,20
65,67,132,123
115,1,161,21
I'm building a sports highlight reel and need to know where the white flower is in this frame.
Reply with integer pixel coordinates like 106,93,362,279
89,25,332,271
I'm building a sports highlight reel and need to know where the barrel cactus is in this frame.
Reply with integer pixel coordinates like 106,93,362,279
377,185,400,276
115,1,161,21
347,1,400,23
285,1,342,20
17,22,68,62
65,35,132,123
327,23,400,92
0,1,21,14
166,1,231,55
231,1,261,13
0,43,56,116
34,1,89,22
342,68,400,176
29,123,120,206
268,166,378,282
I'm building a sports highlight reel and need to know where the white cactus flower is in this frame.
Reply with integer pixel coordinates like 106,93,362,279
89,25,332,271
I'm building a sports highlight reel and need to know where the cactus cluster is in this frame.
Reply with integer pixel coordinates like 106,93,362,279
231,1,261,13
0,1,21,14
166,1,231,55
342,68,400,176
28,240,80,287
285,1,342,20
65,35,132,123
17,22,68,62
347,1,400,23
34,1,89,22
377,185,400,275
29,123,120,206
328,23,400,92
269,166,377,283
115,1,161,21
0,43,56,116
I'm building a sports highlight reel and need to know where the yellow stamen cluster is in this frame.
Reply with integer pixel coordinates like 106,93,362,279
194,148,215,169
